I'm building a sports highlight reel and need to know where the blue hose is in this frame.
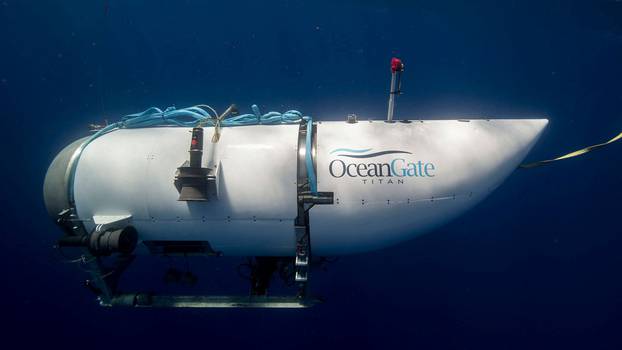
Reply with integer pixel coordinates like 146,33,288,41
67,104,317,205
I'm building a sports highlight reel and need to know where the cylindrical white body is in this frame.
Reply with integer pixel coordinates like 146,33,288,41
47,119,548,256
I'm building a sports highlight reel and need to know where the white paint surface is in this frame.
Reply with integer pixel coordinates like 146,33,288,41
72,119,548,256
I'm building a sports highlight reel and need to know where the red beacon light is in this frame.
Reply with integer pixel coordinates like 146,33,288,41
387,57,405,122
391,57,404,73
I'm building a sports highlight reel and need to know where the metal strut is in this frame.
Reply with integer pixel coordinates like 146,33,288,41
295,120,334,298
55,212,135,306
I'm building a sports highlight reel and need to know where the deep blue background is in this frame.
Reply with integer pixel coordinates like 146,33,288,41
1,1,621,348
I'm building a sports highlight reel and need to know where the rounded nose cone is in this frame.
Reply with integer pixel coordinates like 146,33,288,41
43,137,87,219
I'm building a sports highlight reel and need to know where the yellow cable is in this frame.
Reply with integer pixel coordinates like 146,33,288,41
520,131,622,169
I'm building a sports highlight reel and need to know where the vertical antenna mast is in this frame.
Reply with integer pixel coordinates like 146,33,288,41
387,57,404,122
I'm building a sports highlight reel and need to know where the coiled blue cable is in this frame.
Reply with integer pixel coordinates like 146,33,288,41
67,104,317,205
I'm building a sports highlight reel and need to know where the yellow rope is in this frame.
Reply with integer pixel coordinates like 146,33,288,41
520,131,622,169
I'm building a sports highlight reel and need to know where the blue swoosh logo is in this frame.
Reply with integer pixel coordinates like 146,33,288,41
329,148,373,154
337,150,412,158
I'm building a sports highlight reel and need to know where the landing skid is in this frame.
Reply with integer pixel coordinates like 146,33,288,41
107,294,320,308
55,212,324,308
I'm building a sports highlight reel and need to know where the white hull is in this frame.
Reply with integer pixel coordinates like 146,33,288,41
47,118,548,256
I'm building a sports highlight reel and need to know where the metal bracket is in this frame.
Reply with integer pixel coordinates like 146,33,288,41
56,212,135,306
294,121,334,295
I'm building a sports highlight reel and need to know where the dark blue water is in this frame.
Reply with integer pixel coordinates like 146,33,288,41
2,1,621,348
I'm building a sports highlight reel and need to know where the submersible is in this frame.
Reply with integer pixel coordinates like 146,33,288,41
43,58,548,307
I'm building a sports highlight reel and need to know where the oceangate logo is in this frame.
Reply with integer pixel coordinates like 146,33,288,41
328,148,436,185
